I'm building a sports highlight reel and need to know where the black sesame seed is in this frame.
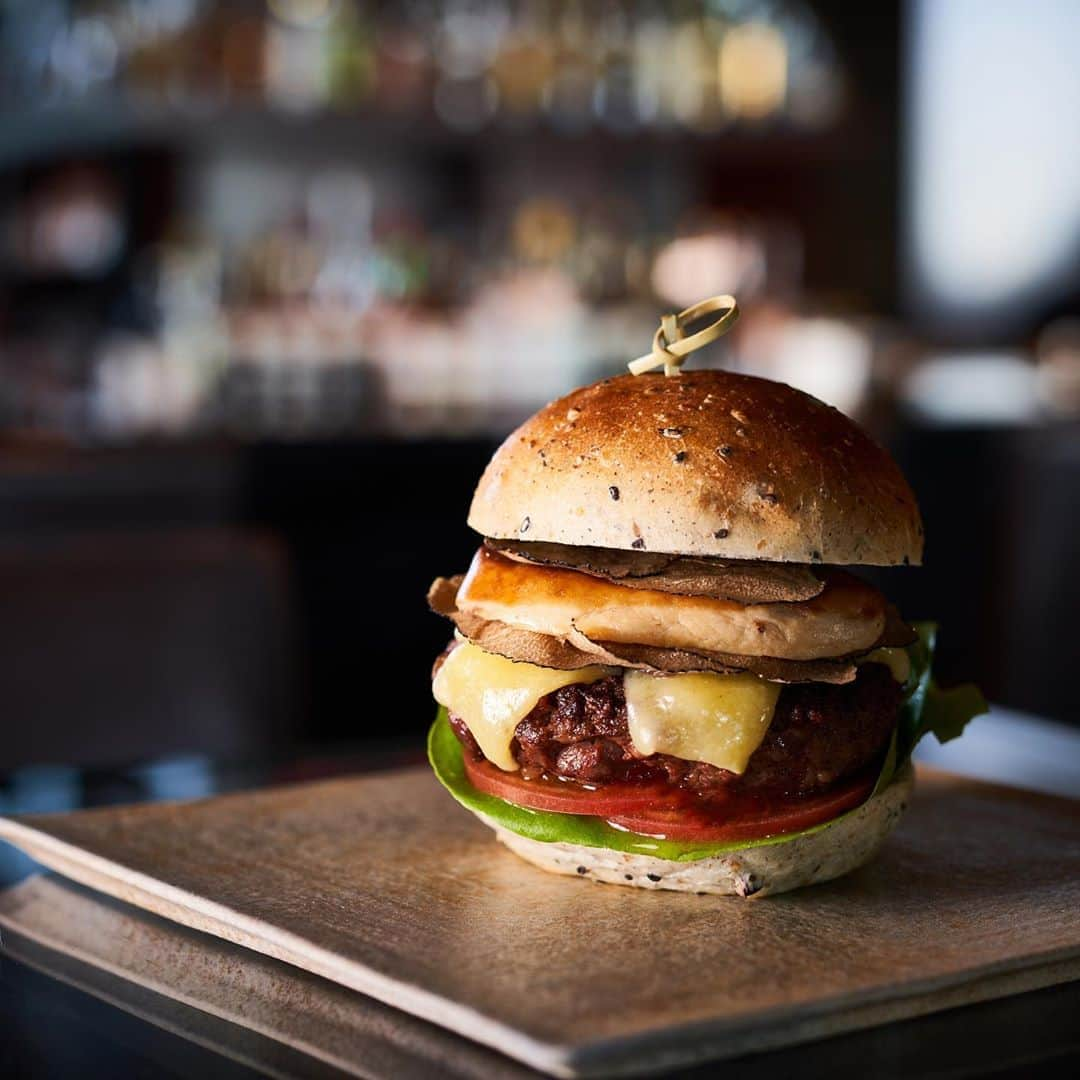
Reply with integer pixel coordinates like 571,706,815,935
717,445,733,457
673,451,687,463
624,874,633,881
646,873,661,882
520,516,531,533
632,538,646,550
714,528,729,539
760,492,779,506
810,549,823,562
576,866,588,875
609,485,620,501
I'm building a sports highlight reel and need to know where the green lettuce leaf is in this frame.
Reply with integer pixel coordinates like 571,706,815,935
428,621,987,862
895,623,988,766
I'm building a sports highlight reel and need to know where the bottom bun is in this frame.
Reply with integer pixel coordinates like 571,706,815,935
487,763,913,898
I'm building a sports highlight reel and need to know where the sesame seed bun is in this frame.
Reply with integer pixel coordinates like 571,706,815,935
467,371,923,566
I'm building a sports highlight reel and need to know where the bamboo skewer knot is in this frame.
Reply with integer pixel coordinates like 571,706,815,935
628,295,740,377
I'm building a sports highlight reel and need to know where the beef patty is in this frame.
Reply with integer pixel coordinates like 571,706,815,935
448,664,901,799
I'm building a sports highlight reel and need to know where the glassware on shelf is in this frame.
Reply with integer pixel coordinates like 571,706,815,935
2,0,844,134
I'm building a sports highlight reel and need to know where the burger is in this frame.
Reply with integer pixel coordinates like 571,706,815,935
427,302,984,897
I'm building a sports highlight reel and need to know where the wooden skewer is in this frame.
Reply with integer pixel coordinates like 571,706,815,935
628,294,740,376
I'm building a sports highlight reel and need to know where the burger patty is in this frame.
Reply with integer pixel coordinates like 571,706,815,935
448,664,901,799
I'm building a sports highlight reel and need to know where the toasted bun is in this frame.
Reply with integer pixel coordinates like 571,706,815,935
468,371,922,566
485,764,913,898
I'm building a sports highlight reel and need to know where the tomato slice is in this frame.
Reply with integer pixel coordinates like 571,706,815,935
605,772,875,842
462,753,678,815
462,749,877,842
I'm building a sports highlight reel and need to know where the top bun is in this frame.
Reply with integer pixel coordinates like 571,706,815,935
468,371,923,566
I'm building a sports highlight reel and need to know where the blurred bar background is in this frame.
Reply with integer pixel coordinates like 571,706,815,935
0,0,1077,771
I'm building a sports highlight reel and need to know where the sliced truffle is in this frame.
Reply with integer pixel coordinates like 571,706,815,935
486,538,825,604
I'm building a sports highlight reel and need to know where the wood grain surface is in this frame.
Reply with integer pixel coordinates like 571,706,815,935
0,874,534,1080
1,766,1078,1078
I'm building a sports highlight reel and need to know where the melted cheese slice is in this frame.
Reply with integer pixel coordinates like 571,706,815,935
859,646,911,683
624,670,781,775
433,642,613,771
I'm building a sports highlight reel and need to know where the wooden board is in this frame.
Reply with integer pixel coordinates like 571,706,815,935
3,875,1079,1080
0,874,533,1079
0,767,1078,1078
